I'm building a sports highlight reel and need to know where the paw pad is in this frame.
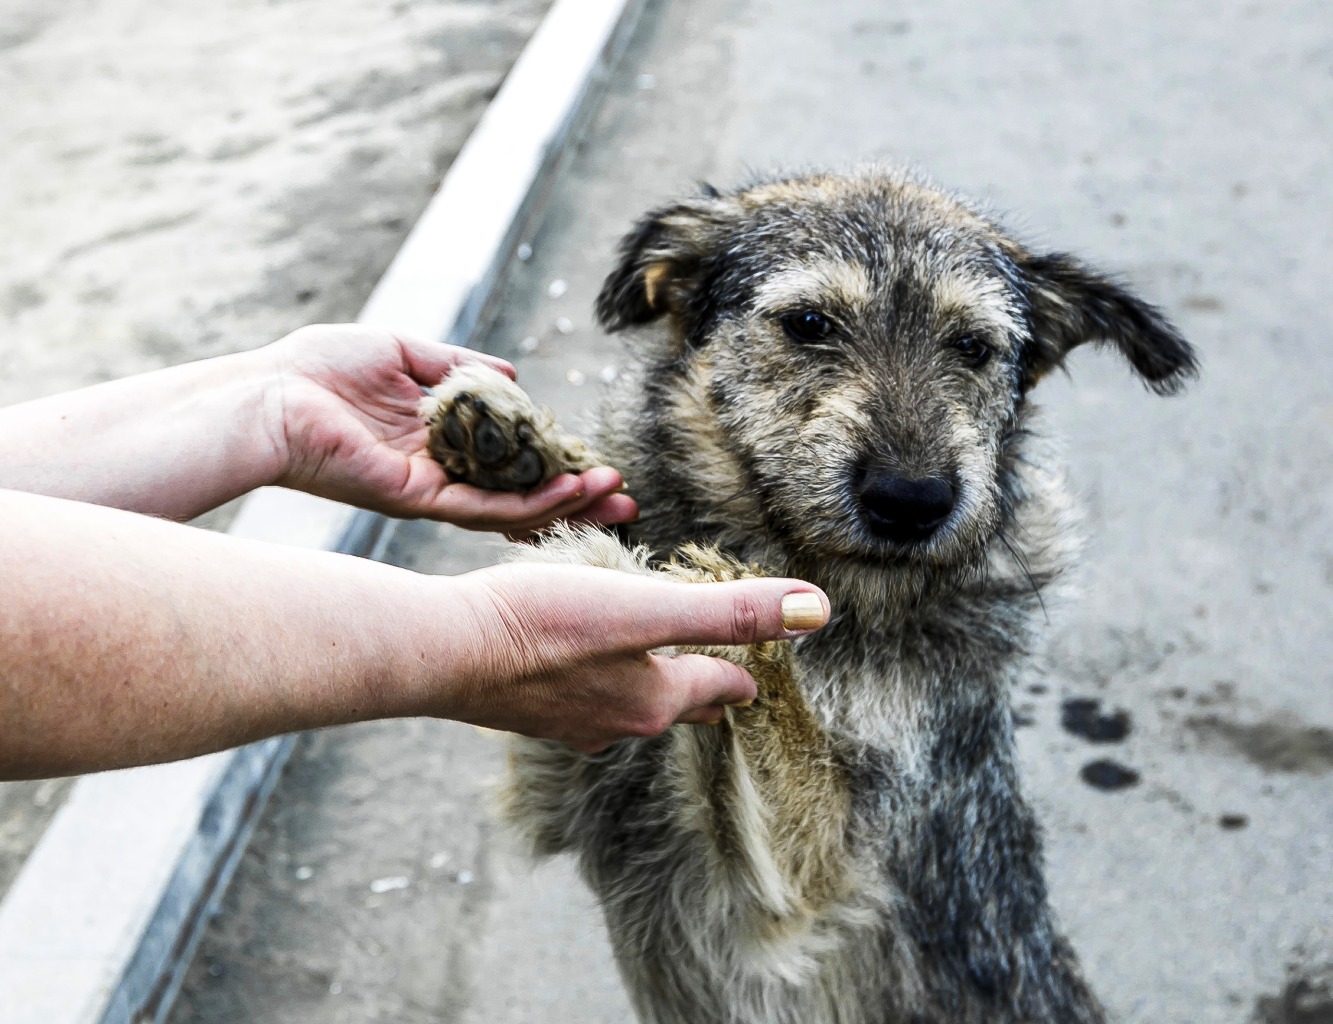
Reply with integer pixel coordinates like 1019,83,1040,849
421,364,601,492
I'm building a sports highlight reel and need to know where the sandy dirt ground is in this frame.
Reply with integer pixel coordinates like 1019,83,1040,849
0,0,549,405
169,1,1331,1022
0,0,548,901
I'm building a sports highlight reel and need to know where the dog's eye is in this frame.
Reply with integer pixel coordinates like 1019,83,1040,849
781,311,834,344
950,335,993,369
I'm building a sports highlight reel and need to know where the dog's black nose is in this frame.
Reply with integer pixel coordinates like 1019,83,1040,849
856,470,955,544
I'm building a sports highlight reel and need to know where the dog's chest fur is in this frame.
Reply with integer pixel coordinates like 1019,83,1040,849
528,366,1101,1024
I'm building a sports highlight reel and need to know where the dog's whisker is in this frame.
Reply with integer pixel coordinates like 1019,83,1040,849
997,529,1049,624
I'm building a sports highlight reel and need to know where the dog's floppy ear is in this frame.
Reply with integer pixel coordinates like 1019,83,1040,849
595,187,737,336
1018,252,1198,395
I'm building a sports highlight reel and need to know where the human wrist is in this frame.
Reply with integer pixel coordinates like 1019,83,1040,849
227,342,297,493
154,345,294,513
352,568,500,725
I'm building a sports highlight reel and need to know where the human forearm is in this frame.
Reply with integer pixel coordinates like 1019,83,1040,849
0,324,638,531
0,490,825,779
0,350,282,521
0,488,459,777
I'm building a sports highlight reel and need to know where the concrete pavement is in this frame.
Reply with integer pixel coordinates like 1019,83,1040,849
171,0,1332,1020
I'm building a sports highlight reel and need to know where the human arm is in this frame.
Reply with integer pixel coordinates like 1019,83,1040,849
0,324,635,533
0,488,827,779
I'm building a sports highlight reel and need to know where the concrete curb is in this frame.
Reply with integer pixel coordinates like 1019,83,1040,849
0,1,644,1020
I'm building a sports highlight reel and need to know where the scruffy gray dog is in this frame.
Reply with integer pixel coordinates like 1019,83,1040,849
423,169,1197,1024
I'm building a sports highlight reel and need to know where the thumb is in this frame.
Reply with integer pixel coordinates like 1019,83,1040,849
394,333,516,387
632,578,830,650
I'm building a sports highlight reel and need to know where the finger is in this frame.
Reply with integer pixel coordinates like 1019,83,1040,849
570,739,614,754
562,492,639,529
394,333,516,386
428,474,589,529
505,493,638,541
652,653,757,716
571,465,625,499
464,469,629,537
500,471,631,536
527,467,624,519
614,578,831,651
675,704,728,726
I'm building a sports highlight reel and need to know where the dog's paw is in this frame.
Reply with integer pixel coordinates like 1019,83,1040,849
421,364,601,492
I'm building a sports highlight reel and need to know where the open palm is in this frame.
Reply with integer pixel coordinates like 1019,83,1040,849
269,325,635,536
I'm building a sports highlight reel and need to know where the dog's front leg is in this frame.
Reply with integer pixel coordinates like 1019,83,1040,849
497,528,856,938
662,547,856,944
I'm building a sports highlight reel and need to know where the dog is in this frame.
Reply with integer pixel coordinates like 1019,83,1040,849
424,168,1197,1023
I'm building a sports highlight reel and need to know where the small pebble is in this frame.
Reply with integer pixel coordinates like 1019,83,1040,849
294,865,314,881
554,316,574,335
565,368,586,386
518,335,539,354
547,278,568,299
369,875,410,894
429,851,450,870
1219,813,1248,830
637,73,656,89
516,243,533,262
456,869,474,885
31,778,61,808
599,364,618,383
330,982,343,996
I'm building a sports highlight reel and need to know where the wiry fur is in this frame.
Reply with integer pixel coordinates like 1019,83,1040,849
498,169,1197,1023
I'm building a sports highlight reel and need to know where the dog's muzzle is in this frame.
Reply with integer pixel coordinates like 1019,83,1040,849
855,468,956,545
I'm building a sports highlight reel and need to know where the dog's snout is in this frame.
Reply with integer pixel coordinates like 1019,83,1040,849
856,470,956,544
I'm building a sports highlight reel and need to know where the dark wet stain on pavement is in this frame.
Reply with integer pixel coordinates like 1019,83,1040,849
1079,759,1141,791
1255,970,1333,1024
1061,697,1132,743
1188,715,1333,774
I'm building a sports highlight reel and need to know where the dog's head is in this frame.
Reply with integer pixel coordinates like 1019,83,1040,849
597,171,1196,572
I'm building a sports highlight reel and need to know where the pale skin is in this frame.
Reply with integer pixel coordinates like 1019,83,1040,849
0,324,828,780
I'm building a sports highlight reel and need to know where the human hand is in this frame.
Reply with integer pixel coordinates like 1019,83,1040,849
265,324,637,534
431,563,830,752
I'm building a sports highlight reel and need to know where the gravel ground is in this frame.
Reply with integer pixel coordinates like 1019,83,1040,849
0,0,549,901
